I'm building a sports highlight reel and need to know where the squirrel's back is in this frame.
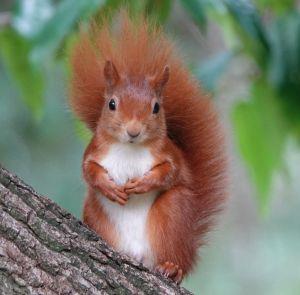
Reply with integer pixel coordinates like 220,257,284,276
70,12,227,254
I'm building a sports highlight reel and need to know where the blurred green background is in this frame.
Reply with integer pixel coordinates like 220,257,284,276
0,0,300,294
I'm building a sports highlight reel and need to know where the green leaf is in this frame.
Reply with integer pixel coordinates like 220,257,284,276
93,0,125,23
232,80,287,213
146,0,173,24
225,0,267,42
268,11,300,89
255,0,295,14
0,28,44,120
74,118,92,143
31,0,104,63
222,0,270,65
179,0,207,28
267,11,300,137
195,51,234,92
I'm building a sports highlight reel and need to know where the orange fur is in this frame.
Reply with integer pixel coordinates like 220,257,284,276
70,13,227,281
83,188,118,248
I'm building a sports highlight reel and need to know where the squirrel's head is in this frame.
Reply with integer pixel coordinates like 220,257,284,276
98,60,169,144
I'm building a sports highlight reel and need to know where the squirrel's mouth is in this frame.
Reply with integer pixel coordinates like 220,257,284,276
123,132,145,144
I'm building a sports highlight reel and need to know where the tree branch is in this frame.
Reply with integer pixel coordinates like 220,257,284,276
0,165,192,294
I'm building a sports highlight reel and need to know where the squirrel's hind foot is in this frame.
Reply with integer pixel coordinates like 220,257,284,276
155,261,183,284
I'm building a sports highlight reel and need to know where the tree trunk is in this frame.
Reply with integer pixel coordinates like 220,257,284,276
0,166,192,295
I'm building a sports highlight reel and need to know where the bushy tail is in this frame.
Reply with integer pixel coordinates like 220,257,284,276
70,12,227,248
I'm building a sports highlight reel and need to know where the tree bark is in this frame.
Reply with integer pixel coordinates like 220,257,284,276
0,166,192,295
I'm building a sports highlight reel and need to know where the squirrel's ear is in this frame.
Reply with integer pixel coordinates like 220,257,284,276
104,60,120,91
151,66,169,97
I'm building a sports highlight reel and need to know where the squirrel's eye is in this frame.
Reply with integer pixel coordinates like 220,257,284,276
109,99,116,111
153,102,160,114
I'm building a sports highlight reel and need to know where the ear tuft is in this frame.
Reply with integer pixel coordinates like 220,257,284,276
151,66,170,97
104,60,120,91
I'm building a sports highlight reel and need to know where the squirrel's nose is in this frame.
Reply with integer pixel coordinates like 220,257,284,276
127,130,140,138
126,121,142,139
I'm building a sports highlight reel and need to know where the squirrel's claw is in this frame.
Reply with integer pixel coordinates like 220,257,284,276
99,180,128,205
124,177,154,194
155,262,183,285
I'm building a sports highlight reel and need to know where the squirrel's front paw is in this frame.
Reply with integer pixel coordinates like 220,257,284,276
124,176,154,194
96,178,128,205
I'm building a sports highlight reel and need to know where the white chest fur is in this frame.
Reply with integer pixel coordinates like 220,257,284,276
98,143,157,267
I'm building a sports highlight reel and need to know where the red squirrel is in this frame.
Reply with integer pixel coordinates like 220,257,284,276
69,14,227,284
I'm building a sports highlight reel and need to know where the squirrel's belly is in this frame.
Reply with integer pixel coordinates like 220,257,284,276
99,193,157,268
97,143,157,268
